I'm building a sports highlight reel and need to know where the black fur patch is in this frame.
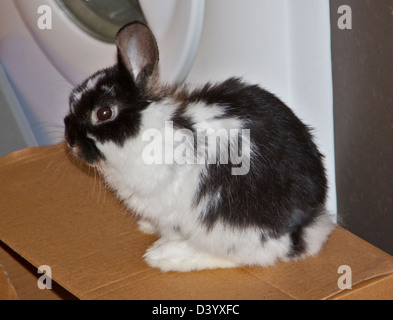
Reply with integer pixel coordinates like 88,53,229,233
171,108,194,132
64,66,150,164
183,78,328,236
289,227,306,256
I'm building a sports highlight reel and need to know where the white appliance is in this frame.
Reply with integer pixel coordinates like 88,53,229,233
0,0,336,213
0,0,204,145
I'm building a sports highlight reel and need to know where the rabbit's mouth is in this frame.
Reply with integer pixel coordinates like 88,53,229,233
66,139,104,167
64,116,105,166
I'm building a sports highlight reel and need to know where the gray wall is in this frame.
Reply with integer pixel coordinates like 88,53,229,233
330,0,393,255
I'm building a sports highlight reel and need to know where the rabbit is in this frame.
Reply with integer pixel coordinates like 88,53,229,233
64,21,335,272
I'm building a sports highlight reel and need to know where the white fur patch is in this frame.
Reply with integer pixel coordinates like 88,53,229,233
70,71,106,109
144,238,239,272
184,102,227,124
96,100,203,230
302,213,336,257
86,71,106,91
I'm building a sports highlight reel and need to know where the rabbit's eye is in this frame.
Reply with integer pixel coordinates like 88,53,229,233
96,107,113,122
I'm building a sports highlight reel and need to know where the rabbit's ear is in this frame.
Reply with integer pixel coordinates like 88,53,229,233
116,21,159,90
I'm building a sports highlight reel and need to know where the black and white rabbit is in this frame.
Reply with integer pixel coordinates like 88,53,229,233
64,22,335,272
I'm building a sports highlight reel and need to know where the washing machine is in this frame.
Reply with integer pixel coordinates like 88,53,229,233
0,0,337,213
0,0,204,145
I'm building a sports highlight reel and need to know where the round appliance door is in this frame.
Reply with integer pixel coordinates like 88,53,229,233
14,0,205,86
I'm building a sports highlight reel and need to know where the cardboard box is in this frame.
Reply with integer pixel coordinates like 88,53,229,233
1,143,393,300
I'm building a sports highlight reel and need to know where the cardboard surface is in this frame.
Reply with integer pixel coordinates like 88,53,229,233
1,143,393,300
0,243,69,300
0,264,18,300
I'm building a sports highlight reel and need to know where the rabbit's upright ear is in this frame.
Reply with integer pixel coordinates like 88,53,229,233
116,21,159,90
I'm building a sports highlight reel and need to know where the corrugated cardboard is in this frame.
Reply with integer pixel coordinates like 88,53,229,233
0,264,18,300
1,143,393,300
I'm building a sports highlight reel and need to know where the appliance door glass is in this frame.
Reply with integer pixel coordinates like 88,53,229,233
55,0,147,43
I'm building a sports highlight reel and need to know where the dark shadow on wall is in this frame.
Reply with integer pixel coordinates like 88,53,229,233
330,0,393,255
